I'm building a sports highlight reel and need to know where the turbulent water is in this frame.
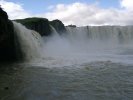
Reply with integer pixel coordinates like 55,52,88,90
0,24,133,100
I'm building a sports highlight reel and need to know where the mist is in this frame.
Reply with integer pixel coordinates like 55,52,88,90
41,26,133,67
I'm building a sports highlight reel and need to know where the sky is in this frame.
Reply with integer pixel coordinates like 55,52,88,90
0,0,133,26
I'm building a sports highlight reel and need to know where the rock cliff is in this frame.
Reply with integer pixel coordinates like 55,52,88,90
0,7,18,62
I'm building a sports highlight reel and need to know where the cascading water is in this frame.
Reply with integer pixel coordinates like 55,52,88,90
67,26,133,44
13,22,43,61
42,25,133,67
11,22,133,65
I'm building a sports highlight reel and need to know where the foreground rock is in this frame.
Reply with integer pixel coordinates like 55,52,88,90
0,7,18,62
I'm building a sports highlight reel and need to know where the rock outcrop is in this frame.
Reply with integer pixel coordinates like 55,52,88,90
0,7,17,62
15,18,52,36
50,19,67,35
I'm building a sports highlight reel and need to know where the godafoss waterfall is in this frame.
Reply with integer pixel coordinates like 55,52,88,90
0,8,133,100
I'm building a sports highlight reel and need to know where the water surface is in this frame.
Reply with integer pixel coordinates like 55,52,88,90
0,61,133,100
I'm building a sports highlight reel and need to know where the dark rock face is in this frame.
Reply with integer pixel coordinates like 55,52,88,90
50,19,67,35
15,18,52,36
0,7,17,62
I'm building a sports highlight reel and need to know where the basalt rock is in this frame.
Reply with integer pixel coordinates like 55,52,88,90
0,7,18,62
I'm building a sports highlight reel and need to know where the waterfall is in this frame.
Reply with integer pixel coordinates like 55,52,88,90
42,25,133,55
41,25,133,66
13,22,43,61
66,26,133,45
11,21,133,65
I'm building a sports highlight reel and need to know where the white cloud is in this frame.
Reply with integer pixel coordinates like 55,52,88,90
120,0,133,11
0,0,30,19
40,2,133,26
0,0,133,26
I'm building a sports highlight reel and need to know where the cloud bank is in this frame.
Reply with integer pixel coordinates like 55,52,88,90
42,2,133,26
0,0,133,26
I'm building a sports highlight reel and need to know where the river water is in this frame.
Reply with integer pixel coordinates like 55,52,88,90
0,57,133,100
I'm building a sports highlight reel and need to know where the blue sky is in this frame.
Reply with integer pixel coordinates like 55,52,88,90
6,0,120,14
1,0,133,26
